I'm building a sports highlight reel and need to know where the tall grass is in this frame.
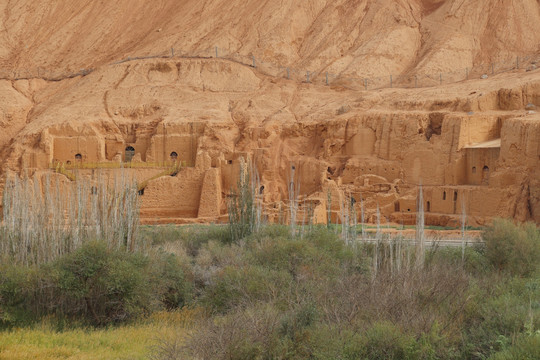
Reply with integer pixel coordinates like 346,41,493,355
0,171,140,266
227,157,262,242
461,194,467,264
415,183,425,269
288,165,300,237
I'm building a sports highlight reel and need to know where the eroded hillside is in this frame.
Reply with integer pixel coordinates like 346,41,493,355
1,0,540,225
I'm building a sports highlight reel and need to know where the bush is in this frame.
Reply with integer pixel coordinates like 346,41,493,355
489,333,540,360
426,246,490,275
0,265,42,327
139,224,230,255
345,322,419,360
483,219,540,276
1,241,193,327
179,304,282,360
203,264,292,312
148,251,192,310
51,241,153,325
462,276,540,358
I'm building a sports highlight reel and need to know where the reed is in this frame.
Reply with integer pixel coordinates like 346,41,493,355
415,183,425,269
287,165,300,237
0,171,140,266
227,157,262,242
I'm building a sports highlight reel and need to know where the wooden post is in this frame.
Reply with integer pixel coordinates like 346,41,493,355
215,46,218,58
390,75,393,88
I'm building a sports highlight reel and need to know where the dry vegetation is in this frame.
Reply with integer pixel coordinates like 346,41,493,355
0,174,539,359
0,173,140,266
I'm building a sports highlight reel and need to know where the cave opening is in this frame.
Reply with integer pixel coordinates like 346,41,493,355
125,146,135,162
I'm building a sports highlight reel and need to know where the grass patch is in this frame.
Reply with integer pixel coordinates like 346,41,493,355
0,310,193,360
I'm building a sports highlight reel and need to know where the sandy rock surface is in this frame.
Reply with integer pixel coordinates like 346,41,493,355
1,0,540,226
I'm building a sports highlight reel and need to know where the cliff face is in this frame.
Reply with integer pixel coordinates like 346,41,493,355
1,1,540,226
2,0,540,76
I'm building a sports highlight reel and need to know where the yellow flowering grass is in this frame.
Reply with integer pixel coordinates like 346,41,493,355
0,309,199,360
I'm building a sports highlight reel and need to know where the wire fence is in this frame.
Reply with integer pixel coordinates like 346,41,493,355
1,46,539,91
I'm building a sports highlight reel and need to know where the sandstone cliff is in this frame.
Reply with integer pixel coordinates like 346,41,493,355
1,0,540,226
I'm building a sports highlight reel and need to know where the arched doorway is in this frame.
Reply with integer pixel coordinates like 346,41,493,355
170,151,178,162
482,166,490,185
75,153,82,162
125,146,135,162
426,201,431,212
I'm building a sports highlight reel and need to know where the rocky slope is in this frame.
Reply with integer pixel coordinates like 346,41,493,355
1,0,540,226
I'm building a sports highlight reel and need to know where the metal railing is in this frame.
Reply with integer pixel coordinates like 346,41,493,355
1,46,539,91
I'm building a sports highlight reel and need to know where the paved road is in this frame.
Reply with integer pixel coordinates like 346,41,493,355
353,238,484,248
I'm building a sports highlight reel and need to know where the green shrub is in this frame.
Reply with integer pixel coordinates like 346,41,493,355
1,241,195,327
139,224,230,255
346,322,419,360
0,265,41,327
52,241,153,325
148,251,192,310
426,246,490,275
462,276,540,358
489,333,540,360
248,230,353,281
483,219,540,276
203,264,292,312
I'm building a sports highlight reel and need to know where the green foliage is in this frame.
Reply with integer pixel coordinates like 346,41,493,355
427,246,490,274
139,224,231,255
227,161,258,243
489,332,540,360
148,251,192,310
462,276,540,358
483,219,540,276
0,241,192,327
47,241,153,326
203,264,292,313
350,322,419,360
4,220,540,359
0,264,42,327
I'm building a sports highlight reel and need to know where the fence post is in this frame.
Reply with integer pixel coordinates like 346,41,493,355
390,75,393,88
415,75,418,88
306,71,310,83
252,55,256,68
287,67,290,79
171,47,174,57
364,78,368,90
439,73,442,85
326,72,328,85
215,47,218,58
